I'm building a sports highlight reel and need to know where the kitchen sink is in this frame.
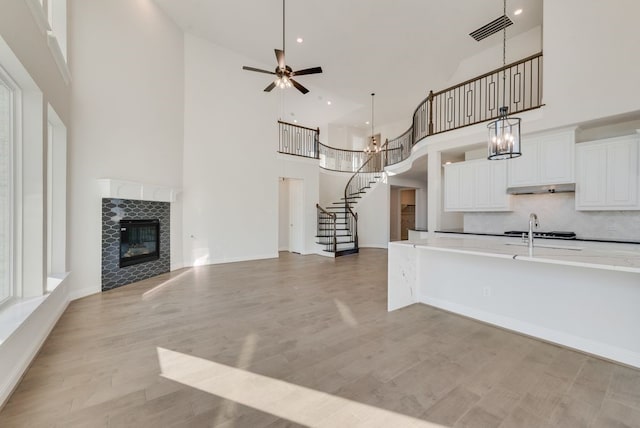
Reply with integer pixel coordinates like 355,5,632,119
504,242,583,251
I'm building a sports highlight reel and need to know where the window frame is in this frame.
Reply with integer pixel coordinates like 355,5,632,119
0,65,21,306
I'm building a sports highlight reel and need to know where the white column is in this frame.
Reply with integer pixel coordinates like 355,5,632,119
427,149,441,235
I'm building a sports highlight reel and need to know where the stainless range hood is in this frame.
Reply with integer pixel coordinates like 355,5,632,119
507,183,575,195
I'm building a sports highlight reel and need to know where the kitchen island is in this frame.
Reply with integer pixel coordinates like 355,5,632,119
388,234,640,368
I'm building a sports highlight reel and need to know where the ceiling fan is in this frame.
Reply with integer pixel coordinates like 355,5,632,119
242,0,323,94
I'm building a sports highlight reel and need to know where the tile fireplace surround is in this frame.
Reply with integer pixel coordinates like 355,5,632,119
99,179,179,292
101,198,170,291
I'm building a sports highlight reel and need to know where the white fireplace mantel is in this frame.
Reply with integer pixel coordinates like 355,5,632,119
98,179,180,203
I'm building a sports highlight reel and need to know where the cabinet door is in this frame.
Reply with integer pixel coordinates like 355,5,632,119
607,139,638,207
475,160,509,210
444,164,461,211
459,163,475,210
474,161,492,209
444,162,474,211
539,132,575,184
507,138,539,187
576,144,608,209
490,160,510,209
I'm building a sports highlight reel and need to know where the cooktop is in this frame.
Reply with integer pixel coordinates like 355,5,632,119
504,231,577,240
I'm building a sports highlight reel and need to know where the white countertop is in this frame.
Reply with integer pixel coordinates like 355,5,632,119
391,235,640,274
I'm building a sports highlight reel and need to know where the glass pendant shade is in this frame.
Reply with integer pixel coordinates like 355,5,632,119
488,107,521,160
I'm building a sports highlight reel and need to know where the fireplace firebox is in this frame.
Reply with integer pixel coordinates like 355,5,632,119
119,219,160,267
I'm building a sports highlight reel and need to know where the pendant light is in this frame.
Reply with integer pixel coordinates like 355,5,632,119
487,0,521,160
364,93,380,154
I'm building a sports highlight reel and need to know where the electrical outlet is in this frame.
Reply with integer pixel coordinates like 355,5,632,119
482,286,492,297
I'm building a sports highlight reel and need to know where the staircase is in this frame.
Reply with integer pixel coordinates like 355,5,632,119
316,152,384,256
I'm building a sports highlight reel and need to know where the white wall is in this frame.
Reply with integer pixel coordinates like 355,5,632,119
543,0,640,128
319,169,352,206
327,124,368,150
355,178,390,248
182,34,280,265
68,0,185,297
278,178,289,251
277,156,321,255
445,26,542,88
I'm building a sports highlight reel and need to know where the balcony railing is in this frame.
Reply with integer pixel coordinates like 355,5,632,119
278,120,319,159
318,143,372,173
278,52,543,171
386,52,543,166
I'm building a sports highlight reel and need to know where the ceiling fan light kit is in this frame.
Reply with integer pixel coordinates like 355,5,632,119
242,0,322,94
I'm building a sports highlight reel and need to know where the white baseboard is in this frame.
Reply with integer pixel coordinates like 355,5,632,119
315,251,334,258
193,253,280,266
359,243,389,249
422,296,640,369
68,286,98,301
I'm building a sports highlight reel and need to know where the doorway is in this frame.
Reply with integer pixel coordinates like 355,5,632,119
400,189,416,240
390,187,416,241
278,178,304,254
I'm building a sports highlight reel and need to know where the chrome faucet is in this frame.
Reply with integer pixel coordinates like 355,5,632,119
528,213,539,251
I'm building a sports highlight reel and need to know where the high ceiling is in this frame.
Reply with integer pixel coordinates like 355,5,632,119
153,0,542,130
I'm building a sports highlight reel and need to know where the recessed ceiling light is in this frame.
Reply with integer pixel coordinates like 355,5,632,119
327,101,332,105
293,119,298,123
514,8,523,15
365,121,370,125
296,37,303,43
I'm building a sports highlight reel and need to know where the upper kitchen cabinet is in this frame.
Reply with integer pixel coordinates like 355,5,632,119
576,134,640,210
444,159,510,212
507,129,576,188
444,161,474,211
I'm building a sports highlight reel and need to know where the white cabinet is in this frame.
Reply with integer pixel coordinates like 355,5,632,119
507,129,575,187
444,162,473,211
444,159,510,212
576,134,640,210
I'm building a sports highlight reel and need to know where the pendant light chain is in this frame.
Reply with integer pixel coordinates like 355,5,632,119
282,0,285,53
502,0,507,110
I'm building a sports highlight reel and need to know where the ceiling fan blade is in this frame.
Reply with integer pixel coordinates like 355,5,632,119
275,49,285,70
292,66,323,76
264,81,277,92
290,78,309,94
242,66,276,75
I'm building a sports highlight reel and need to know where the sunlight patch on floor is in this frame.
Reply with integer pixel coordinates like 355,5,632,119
142,269,192,299
334,299,359,328
156,347,447,427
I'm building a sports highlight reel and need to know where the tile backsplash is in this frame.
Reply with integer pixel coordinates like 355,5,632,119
464,193,640,241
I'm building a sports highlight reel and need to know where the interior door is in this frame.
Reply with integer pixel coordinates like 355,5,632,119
288,179,304,254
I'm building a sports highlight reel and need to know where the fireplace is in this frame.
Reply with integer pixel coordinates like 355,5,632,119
119,219,160,267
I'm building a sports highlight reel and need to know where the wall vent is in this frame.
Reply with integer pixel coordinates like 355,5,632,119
469,15,513,41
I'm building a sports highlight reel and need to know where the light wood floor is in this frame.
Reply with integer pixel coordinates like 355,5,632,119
1,249,639,427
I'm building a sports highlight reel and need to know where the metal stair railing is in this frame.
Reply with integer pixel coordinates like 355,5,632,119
315,204,337,253
343,149,386,252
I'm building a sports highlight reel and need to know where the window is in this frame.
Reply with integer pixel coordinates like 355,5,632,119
46,105,67,289
0,69,15,304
